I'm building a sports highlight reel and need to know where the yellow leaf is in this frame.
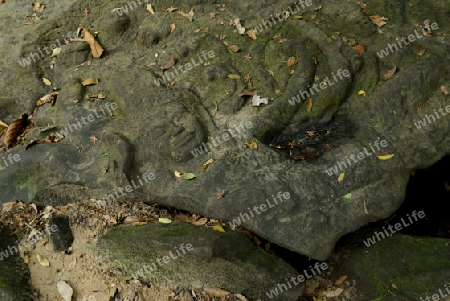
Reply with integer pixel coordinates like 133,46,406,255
212,225,225,233
338,172,345,182
201,158,214,173
43,78,52,86
245,30,257,40
170,23,176,33
289,69,295,75
36,252,50,267
293,16,303,19
82,78,99,86
286,56,295,68
377,154,395,160
392,283,398,290
266,70,274,77
306,98,313,113
358,90,366,96
227,74,241,79
243,140,258,149
24,251,30,264
158,218,172,224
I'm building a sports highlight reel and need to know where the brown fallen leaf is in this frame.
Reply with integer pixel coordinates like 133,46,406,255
2,113,28,148
169,23,176,33
239,89,257,97
369,15,388,27
192,217,208,226
355,44,365,55
382,65,396,81
441,85,449,95
228,45,240,53
306,98,313,113
266,69,275,77
82,28,103,58
417,49,426,56
335,275,348,286
36,91,59,106
166,7,177,12
162,57,176,71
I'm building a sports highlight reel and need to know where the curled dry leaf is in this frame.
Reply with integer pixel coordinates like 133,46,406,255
228,45,240,53
170,23,176,33
201,158,214,173
2,113,28,148
441,85,449,95
266,69,275,77
36,91,59,106
369,15,388,27
234,19,245,34
82,77,99,86
82,28,103,58
382,65,396,81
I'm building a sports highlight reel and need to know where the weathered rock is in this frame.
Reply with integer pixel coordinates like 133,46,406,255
48,215,74,252
97,223,305,301
330,230,450,300
0,0,449,261
0,223,36,301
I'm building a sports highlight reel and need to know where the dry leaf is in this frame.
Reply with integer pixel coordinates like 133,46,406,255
417,49,426,56
252,94,268,106
287,56,296,68
266,69,274,77
42,78,52,86
174,170,196,180
192,217,208,226
335,275,348,286
188,8,194,20
441,85,449,95
24,251,30,264
162,57,176,70
243,140,258,149
204,287,229,297
245,30,257,40
377,154,395,160
166,7,178,12
239,89,257,97
2,201,16,212
355,44,365,55
338,172,345,182
81,77,99,86
33,2,45,13
369,15,388,27
67,258,77,271
170,23,176,33
82,28,103,58
306,98,313,113
201,158,214,173
146,4,155,14
0,120,8,132
36,252,50,267
227,74,241,79
382,65,396,81
36,91,59,106
158,218,172,224
2,113,28,148
321,288,344,298
392,283,398,290
234,19,245,34
228,45,240,53
212,225,225,233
